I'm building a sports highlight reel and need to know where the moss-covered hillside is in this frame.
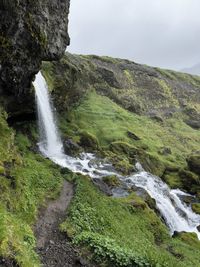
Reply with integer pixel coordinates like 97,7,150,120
0,52,200,266
42,53,200,197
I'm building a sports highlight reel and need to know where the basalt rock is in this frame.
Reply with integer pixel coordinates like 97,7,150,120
0,0,70,116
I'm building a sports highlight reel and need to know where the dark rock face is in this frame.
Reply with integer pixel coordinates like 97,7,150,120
0,0,70,114
187,155,200,175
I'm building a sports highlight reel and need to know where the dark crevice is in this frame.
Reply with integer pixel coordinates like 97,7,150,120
7,112,36,126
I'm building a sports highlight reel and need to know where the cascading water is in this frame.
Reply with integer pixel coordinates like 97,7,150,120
33,72,64,158
33,72,200,240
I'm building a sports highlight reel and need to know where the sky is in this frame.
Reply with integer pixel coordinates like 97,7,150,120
68,0,200,70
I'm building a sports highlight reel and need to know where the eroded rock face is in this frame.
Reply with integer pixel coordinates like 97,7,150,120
0,0,70,114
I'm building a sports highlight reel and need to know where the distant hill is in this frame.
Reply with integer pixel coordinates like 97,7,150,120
181,63,200,75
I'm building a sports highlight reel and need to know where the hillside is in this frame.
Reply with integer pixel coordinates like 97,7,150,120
0,52,199,266
42,53,200,194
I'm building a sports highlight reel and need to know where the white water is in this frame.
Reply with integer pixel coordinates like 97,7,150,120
33,72,200,239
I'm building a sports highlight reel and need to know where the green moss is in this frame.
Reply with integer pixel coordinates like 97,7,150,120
79,130,99,150
0,112,63,266
102,175,120,187
191,203,200,215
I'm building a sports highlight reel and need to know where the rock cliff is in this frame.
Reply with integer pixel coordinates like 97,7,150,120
0,0,70,116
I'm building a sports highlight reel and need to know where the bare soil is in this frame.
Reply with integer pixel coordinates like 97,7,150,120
34,180,94,267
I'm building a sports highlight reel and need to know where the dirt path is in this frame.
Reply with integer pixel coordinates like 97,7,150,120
34,180,91,267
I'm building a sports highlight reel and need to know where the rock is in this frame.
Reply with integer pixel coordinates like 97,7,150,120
102,175,121,187
197,225,200,232
97,67,121,88
187,154,200,175
92,178,112,196
179,169,199,191
172,231,200,245
185,120,200,129
127,130,141,141
0,0,70,114
131,185,157,210
79,131,99,150
148,113,164,123
110,141,138,158
158,147,172,156
63,138,82,156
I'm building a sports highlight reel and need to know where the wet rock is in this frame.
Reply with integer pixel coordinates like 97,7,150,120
179,170,199,189
92,178,112,196
112,187,129,198
63,138,82,156
102,175,121,187
197,225,200,232
131,185,157,210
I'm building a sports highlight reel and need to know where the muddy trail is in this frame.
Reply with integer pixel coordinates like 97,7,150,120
0,180,96,267
34,180,94,267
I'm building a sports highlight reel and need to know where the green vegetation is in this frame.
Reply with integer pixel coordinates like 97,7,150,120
0,114,63,266
61,175,200,267
59,90,200,184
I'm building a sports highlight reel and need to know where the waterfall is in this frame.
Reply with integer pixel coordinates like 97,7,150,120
33,72,200,240
33,72,64,158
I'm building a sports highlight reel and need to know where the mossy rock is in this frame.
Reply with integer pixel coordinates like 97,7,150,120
138,151,166,177
102,150,134,175
187,154,200,175
191,203,200,215
79,131,99,150
113,158,134,175
110,141,138,158
173,232,200,248
179,170,199,187
102,175,121,187
162,172,182,189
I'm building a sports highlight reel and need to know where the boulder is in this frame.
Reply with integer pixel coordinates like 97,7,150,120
79,131,99,150
63,138,82,156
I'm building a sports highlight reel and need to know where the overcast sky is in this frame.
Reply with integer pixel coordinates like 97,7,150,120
68,0,200,70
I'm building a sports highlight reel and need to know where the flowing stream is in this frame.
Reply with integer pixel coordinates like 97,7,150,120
33,72,200,239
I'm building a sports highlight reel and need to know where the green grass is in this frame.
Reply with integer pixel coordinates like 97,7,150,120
60,90,200,173
0,117,63,266
62,175,200,267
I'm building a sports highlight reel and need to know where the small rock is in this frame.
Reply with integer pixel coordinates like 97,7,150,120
127,131,140,141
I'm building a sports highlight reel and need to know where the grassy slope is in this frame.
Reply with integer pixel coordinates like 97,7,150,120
58,91,200,266
62,175,200,267
59,90,200,186
0,113,63,266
